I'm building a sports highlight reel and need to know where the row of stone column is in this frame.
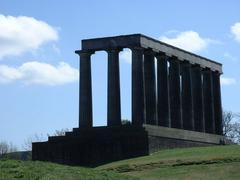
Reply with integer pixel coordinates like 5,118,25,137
131,48,223,135
77,49,122,128
76,47,223,135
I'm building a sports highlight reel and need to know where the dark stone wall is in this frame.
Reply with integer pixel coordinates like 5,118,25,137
32,126,149,167
32,125,225,167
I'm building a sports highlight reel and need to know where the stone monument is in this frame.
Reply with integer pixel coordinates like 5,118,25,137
32,34,227,166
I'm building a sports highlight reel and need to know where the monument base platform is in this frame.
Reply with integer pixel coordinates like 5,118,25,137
32,124,227,167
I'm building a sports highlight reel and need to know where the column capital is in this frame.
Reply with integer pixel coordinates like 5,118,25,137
202,67,212,73
192,64,202,70
180,60,191,65
155,52,167,59
144,49,155,55
105,47,123,53
75,49,95,56
180,61,191,74
130,46,145,52
212,70,221,76
168,55,179,62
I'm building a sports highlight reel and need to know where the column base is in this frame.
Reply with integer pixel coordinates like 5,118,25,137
32,125,229,167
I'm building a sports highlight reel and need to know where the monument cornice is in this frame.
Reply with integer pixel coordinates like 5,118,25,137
81,34,222,73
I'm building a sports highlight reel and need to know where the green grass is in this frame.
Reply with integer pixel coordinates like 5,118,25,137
0,160,136,180
125,162,240,180
1,145,240,179
97,145,240,180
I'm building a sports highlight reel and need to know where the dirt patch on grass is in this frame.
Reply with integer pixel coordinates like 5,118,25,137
105,157,240,173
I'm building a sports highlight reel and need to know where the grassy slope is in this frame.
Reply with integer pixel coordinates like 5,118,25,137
0,160,136,180
1,145,240,180
97,145,240,180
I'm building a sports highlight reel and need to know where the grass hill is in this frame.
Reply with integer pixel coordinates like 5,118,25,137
0,159,135,180
1,145,240,179
98,145,240,180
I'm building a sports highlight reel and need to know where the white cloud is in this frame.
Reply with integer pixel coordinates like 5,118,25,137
0,65,23,83
159,31,216,53
0,61,79,85
231,22,240,43
120,49,132,64
120,32,218,64
221,77,237,86
0,14,58,59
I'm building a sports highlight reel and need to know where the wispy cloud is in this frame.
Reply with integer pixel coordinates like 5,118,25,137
223,52,238,62
52,44,61,55
0,61,78,85
159,31,218,53
0,14,58,59
231,22,240,43
221,77,237,86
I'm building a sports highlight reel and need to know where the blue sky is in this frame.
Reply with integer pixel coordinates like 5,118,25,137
0,0,240,150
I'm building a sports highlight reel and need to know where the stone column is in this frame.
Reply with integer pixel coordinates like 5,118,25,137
132,47,145,126
212,72,223,135
181,61,194,130
191,65,204,132
76,50,94,128
203,68,215,134
169,57,182,129
144,50,157,125
156,53,170,127
107,48,122,126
